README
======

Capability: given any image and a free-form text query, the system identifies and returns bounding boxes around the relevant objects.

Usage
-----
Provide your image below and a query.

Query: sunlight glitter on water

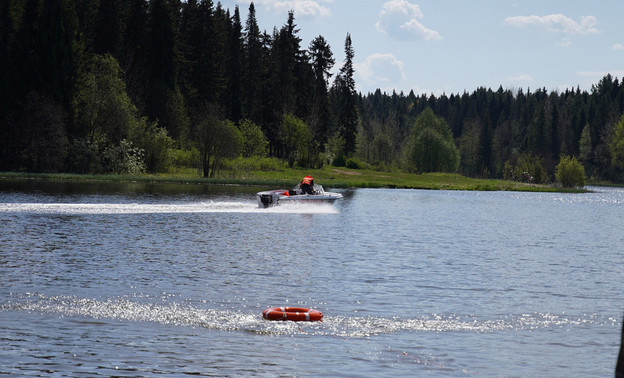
[0,201,339,214]
[2,294,614,339]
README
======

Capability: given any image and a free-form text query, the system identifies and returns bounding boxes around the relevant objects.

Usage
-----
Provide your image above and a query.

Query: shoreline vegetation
[0,169,589,193]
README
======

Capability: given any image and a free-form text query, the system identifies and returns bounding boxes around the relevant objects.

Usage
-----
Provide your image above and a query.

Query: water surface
[1,180,622,376]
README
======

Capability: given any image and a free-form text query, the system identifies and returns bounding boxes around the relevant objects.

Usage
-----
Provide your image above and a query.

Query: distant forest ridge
[1,0,624,182]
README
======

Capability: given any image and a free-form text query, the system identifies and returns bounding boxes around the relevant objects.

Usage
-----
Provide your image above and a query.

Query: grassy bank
[0,167,587,193]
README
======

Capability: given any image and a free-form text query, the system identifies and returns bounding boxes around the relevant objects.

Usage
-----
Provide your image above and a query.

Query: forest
[2,0,624,184]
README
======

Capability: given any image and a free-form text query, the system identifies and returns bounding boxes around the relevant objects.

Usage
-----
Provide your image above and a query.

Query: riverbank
[0,168,587,193]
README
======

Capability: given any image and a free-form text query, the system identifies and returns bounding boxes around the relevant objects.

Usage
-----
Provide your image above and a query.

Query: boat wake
[0,201,339,215]
[1,294,615,338]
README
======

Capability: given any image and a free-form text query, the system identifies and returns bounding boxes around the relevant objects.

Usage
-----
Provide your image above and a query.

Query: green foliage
[502,160,514,181]
[404,108,459,173]
[332,154,346,167]
[579,123,592,164]
[130,119,174,173]
[371,161,397,173]
[345,157,364,169]
[20,0,80,109]
[71,54,164,174]
[503,152,547,184]
[333,33,358,156]
[169,148,200,169]
[280,114,312,168]
[66,135,145,175]
[458,120,482,177]
[162,87,191,142]
[325,133,345,166]
[609,114,624,169]
[1,0,624,186]
[223,156,287,172]
[9,91,68,173]
[66,136,104,174]
[308,35,335,146]
[371,133,393,165]
[100,139,146,175]
[238,119,268,157]
[556,155,586,188]
[72,54,138,143]
[195,104,243,178]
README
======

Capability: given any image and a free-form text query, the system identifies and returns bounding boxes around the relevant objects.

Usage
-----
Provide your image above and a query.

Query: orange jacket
[301,176,313,185]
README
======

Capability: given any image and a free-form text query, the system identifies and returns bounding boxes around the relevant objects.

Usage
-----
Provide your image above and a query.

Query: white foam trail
[1,295,615,338]
[0,201,339,215]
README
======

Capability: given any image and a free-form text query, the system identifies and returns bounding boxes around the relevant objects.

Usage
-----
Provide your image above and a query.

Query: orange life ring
[262,307,323,322]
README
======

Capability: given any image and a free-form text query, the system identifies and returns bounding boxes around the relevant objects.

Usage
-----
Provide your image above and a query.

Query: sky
[219,0,624,96]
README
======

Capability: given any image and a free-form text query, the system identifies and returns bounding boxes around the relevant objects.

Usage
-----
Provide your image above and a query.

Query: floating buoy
[262,307,323,322]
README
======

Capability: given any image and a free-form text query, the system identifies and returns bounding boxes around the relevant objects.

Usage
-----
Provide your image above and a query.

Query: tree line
[1,0,623,184]
[359,76,624,183]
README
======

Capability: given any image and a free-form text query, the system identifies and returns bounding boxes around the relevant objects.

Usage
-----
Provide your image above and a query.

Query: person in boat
[300,175,316,195]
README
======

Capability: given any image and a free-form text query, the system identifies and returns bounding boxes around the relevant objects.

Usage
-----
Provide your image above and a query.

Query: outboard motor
[259,194,273,208]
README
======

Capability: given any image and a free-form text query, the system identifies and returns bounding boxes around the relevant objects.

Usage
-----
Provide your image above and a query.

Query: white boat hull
[256,185,342,208]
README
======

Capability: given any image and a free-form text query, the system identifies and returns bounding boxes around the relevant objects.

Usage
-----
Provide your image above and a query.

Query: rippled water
[1,180,622,376]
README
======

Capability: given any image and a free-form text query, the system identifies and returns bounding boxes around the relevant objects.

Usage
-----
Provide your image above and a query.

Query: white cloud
[504,14,599,35]
[355,53,407,92]
[375,0,442,41]
[508,74,534,83]
[612,43,624,51]
[251,0,332,18]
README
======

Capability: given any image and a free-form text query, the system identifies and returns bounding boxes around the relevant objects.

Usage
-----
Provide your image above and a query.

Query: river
[0,180,622,377]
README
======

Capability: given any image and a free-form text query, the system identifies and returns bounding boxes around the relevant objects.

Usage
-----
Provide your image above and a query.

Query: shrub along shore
[0,167,587,193]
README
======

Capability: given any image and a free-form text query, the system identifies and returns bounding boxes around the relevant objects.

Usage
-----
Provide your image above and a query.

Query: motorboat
[256,184,343,208]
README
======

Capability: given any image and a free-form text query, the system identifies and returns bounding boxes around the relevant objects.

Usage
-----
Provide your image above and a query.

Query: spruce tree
[227,6,243,122]
[145,0,185,139]
[271,11,301,115]
[243,2,262,122]
[308,35,334,147]
[119,0,149,110]
[178,0,202,106]
[93,0,122,56]
[212,3,230,105]
[334,33,358,156]
[0,0,13,169]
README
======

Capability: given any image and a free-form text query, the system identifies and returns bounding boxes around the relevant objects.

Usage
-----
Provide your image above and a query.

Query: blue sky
[220,0,624,96]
